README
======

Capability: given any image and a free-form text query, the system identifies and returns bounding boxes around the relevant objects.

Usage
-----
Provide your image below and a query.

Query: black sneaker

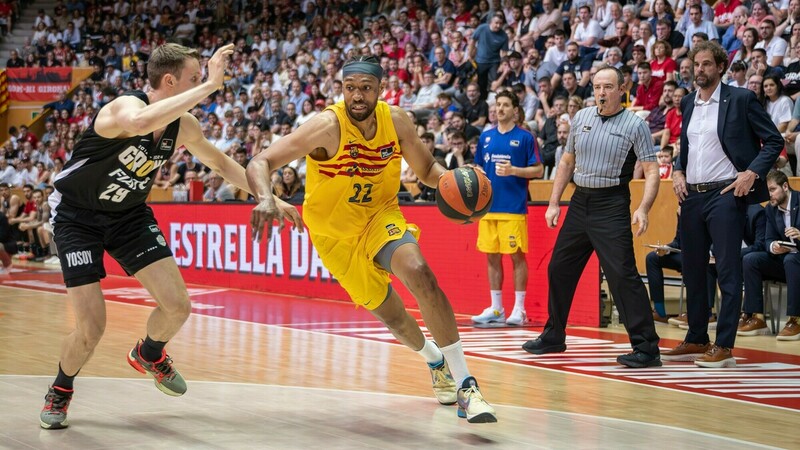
[617,350,662,368]
[522,337,567,355]
[40,385,73,429]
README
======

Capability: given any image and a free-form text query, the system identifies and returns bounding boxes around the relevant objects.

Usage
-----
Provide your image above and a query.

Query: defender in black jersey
[40,43,302,430]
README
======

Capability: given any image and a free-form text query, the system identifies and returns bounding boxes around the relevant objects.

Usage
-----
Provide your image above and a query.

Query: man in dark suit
[740,170,800,340]
[666,41,783,367]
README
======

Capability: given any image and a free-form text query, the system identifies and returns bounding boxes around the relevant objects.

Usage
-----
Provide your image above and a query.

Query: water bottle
[611,305,620,327]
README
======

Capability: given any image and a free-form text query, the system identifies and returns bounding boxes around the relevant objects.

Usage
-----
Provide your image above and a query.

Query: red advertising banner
[105,204,601,326]
[6,67,72,101]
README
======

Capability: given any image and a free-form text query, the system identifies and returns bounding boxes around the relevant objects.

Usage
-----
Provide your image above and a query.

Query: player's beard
[347,100,377,122]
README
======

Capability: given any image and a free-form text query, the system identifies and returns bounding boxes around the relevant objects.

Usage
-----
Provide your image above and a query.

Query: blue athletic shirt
[475,125,540,214]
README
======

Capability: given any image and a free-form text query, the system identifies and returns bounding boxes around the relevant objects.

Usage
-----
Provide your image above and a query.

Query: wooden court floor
[1,265,799,449]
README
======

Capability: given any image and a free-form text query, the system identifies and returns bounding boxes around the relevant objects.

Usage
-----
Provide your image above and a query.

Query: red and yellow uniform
[304,101,418,309]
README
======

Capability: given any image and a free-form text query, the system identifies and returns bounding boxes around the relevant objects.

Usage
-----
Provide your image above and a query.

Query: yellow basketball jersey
[303,100,402,238]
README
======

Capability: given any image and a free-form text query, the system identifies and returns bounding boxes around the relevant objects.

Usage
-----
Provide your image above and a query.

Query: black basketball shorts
[52,203,174,287]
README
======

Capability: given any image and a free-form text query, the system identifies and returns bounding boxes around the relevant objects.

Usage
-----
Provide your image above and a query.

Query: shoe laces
[708,345,731,355]
[431,365,453,388]
[152,355,176,381]
[45,389,71,411]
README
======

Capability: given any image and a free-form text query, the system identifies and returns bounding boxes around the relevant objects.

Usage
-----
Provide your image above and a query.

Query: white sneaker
[43,256,61,266]
[505,308,527,326]
[457,377,497,423]
[428,358,457,405]
[471,307,505,324]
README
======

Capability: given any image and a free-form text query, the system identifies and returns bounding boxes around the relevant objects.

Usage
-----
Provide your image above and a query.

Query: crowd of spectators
[3,0,800,207]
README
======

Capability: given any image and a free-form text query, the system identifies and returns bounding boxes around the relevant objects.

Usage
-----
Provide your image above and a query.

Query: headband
[342,62,384,80]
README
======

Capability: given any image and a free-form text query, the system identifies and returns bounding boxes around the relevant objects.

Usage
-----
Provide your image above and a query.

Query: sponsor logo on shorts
[385,223,401,236]
[149,225,160,233]
[65,250,93,268]
[156,235,167,246]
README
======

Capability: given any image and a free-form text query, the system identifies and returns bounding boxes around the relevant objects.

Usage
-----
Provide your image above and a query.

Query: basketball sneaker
[127,340,187,396]
[506,308,527,326]
[457,377,497,423]
[472,307,505,324]
[428,359,457,405]
[40,385,73,429]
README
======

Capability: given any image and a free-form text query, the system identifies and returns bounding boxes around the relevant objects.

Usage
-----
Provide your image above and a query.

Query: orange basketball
[436,167,493,224]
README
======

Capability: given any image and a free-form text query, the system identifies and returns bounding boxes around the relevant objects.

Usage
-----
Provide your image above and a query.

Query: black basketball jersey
[52,91,181,212]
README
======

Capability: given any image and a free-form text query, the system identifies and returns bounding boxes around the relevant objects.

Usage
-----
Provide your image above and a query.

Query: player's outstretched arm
[178,113,302,230]
[391,106,445,188]
[247,111,338,243]
[178,113,250,192]
[94,44,235,139]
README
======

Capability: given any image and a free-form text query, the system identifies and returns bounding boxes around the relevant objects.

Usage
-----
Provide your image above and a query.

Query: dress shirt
[685,82,739,184]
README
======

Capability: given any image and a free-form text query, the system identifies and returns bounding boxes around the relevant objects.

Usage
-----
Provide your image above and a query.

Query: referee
[522,66,662,368]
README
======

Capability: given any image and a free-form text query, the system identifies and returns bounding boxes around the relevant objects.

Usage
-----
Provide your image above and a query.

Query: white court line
[3,282,800,415]
[0,374,778,450]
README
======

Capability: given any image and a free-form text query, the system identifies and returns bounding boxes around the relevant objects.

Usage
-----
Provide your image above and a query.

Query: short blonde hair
[147,43,200,89]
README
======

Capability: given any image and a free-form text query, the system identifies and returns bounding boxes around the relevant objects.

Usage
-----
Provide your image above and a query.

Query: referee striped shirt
[566,106,656,188]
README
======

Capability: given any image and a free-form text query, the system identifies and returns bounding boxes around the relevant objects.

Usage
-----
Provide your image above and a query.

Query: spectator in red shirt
[0,0,13,35]
[384,37,405,61]
[631,62,664,112]
[17,126,39,149]
[661,86,687,151]
[650,40,677,82]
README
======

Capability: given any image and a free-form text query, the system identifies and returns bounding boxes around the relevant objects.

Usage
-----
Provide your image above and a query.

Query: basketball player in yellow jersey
[247,56,497,423]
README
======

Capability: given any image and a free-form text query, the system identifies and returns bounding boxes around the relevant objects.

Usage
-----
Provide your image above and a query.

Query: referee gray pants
[540,185,661,356]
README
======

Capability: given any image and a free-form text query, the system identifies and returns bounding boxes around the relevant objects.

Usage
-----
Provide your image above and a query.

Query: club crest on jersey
[582,126,592,132]
[160,139,173,151]
[484,154,490,163]
[349,145,359,158]
[510,140,520,147]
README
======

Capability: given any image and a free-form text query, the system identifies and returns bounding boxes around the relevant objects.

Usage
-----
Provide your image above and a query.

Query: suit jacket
[765,189,800,253]
[676,83,783,204]
[743,203,766,256]
[667,213,681,249]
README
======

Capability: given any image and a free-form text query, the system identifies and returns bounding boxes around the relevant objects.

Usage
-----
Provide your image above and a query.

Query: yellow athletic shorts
[476,213,528,254]
[310,209,420,310]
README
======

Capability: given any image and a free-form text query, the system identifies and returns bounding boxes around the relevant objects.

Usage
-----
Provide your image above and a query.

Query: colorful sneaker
[457,377,497,423]
[472,307,505,324]
[505,308,528,326]
[40,385,73,429]
[127,340,187,396]
[428,358,457,405]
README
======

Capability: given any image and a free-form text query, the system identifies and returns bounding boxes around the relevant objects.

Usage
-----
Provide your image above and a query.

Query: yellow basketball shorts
[476,213,528,254]
[310,209,420,310]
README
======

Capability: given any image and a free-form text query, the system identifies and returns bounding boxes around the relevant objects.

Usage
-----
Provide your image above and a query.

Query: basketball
[436,167,493,224]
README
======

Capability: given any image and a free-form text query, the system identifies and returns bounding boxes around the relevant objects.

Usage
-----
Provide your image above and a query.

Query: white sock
[490,290,503,311]
[416,339,444,365]
[439,340,470,387]
[514,291,526,311]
